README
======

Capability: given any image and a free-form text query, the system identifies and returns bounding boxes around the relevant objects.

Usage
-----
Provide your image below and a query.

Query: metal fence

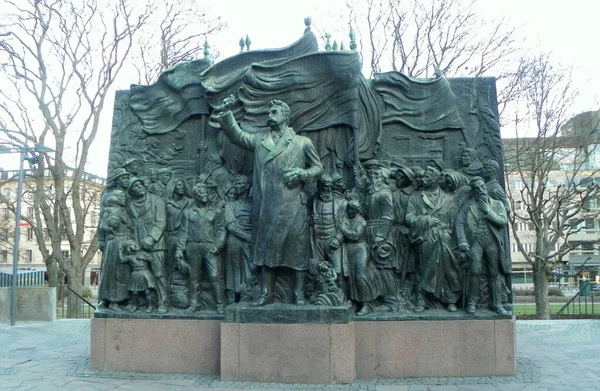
[0,270,45,287]
[56,285,96,319]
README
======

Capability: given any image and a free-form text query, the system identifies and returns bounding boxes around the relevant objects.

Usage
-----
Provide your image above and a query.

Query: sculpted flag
[201,30,319,124]
[128,31,319,136]
[235,50,381,160]
[128,59,212,135]
[238,51,361,132]
[373,72,465,131]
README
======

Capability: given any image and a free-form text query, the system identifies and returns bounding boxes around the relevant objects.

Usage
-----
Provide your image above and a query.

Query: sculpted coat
[406,188,462,305]
[218,111,323,271]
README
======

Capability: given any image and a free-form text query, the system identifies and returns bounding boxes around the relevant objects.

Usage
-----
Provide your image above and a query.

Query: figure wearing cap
[176,182,226,313]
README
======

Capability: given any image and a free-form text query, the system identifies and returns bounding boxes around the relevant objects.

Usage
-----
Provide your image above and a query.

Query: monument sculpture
[96,21,511,319]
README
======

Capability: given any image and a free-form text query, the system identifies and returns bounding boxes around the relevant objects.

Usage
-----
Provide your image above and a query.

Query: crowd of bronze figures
[98,103,510,317]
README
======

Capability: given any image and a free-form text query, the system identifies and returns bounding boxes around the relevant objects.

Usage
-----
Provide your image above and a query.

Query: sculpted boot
[213,282,224,314]
[294,271,306,305]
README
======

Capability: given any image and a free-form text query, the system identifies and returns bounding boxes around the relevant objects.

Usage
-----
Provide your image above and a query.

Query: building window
[27,207,34,218]
[0,250,7,263]
[0,228,8,242]
[522,243,536,253]
[516,222,533,232]
[62,250,70,259]
[513,201,523,210]
[3,189,11,200]
[2,208,9,221]
[24,250,32,263]
[27,228,33,241]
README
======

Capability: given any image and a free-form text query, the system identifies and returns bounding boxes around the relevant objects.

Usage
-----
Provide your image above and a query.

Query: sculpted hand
[430,217,440,227]
[283,169,301,189]
[296,169,308,182]
[222,94,235,110]
[458,242,470,252]
[330,238,341,250]
[141,236,154,251]
[375,235,385,246]
[210,246,221,254]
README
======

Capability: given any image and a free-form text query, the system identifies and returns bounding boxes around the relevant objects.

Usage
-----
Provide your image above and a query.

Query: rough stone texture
[90,318,220,374]
[224,302,352,324]
[494,318,517,375]
[355,317,516,378]
[221,322,355,384]
[0,287,56,322]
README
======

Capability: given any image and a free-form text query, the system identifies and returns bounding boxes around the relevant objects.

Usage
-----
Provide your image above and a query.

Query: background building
[0,167,103,287]
[504,127,600,289]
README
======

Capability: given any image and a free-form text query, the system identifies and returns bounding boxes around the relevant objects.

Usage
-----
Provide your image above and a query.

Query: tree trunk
[65,269,84,319]
[533,262,550,319]
[45,258,59,287]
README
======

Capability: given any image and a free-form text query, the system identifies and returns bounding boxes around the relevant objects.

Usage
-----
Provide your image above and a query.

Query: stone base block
[224,302,352,324]
[91,318,220,374]
[221,322,355,384]
[355,317,516,378]
[0,287,56,323]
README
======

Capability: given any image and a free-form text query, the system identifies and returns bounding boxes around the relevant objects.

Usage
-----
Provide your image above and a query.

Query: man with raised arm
[216,96,323,306]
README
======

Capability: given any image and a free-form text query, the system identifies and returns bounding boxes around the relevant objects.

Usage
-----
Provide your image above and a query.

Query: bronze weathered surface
[98,26,510,319]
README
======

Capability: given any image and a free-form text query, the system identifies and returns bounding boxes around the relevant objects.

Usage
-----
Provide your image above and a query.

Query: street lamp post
[0,131,54,326]
[10,151,25,326]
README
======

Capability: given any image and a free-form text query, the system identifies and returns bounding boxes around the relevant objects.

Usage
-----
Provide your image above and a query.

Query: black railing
[56,285,96,319]
[556,290,596,316]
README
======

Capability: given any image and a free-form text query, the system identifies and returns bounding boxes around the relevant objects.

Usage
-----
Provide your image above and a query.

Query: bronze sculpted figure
[456,177,509,315]
[126,177,168,314]
[100,28,511,319]
[310,174,347,296]
[406,166,462,312]
[217,96,323,306]
[362,160,397,311]
[97,189,130,311]
[340,198,383,315]
[223,175,253,304]
[176,182,226,313]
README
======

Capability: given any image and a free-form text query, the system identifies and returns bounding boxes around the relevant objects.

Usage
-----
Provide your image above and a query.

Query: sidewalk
[0,319,599,390]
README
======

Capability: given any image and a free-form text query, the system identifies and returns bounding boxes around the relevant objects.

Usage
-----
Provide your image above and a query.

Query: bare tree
[504,53,600,319]
[133,0,225,84]
[346,0,523,119]
[0,0,151,316]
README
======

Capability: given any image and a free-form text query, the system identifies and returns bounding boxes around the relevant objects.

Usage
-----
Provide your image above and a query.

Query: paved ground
[0,319,599,390]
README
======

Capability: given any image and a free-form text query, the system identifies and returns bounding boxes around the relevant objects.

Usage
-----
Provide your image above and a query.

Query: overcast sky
[12,0,598,177]
[90,0,600,176]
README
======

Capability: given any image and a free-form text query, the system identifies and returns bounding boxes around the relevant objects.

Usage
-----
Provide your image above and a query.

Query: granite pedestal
[221,303,355,384]
[91,314,221,375]
[90,307,516,382]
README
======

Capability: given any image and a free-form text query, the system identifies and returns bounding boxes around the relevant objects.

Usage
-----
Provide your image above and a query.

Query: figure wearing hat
[363,159,397,310]
[390,161,418,294]
[126,177,168,314]
[152,168,173,198]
